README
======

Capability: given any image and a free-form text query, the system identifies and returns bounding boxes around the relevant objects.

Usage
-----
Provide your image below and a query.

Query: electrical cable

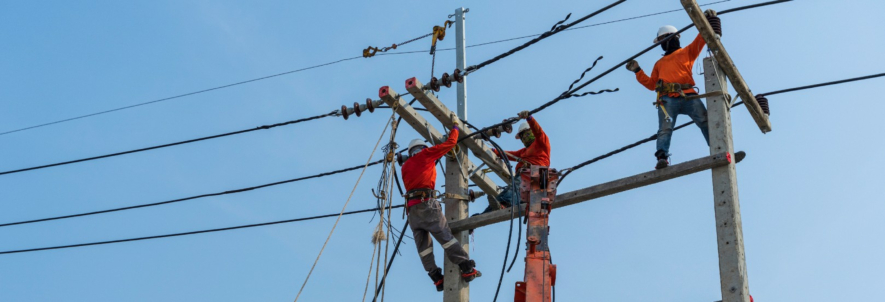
[0,159,385,228]
[460,0,793,143]
[0,203,404,255]
[1,1,732,137]
[463,0,626,76]
[0,111,338,176]
[293,113,394,302]
[0,58,362,137]
[378,0,732,56]
[371,218,409,302]
[557,71,885,184]
[484,137,520,302]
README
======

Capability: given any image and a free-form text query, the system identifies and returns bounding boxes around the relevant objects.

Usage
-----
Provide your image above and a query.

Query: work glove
[755,94,770,115]
[450,112,461,130]
[517,110,531,120]
[704,9,722,37]
[626,60,641,73]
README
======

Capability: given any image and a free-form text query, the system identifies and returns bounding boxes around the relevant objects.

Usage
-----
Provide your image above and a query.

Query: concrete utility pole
[704,57,751,302]
[445,7,470,302]
[454,7,468,121]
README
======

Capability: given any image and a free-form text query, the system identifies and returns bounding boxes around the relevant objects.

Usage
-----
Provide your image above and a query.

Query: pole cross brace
[681,0,772,133]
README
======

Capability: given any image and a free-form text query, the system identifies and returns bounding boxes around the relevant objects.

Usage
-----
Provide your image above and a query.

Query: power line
[460,0,792,143]
[0,111,337,176]
[1,1,734,137]
[0,57,362,137]
[0,159,385,228]
[557,72,885,184]
[462,0,627,75]
[0,204,405,255]
[378,0,733,56]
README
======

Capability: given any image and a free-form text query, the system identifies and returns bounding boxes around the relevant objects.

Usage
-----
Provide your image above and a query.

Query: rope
[558,71,885,184]
[293,113,394,302]
[0,111,337,176]
[463,0,626,76]
[0,204,404,255]
[0,159,385,228]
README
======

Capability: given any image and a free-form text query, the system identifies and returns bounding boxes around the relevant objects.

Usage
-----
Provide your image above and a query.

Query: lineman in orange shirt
[400,116,480,291]
[626,9,722,169]
[480,110,551,214]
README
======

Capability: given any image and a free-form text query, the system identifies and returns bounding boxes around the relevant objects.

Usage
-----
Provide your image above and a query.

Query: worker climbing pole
[514,166,559,302]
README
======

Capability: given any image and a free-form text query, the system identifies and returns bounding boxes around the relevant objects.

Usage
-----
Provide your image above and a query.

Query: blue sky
[1,0,884,301]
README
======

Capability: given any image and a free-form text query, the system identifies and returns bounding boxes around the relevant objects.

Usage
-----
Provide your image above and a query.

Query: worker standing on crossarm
[625,9,722,169]
[481,110,551,214]
[400,115,481,292]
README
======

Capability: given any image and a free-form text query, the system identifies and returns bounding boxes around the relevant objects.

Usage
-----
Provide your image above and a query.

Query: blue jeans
[495,173,522,207]
[656,95,710,157]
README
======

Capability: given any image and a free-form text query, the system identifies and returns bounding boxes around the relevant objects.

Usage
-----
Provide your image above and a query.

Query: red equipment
[514,165,559,302]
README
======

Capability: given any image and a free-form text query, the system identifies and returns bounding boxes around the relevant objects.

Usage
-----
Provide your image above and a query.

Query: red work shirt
[401,129,459,207]
[634,34,706,97]
[495,116,550,171]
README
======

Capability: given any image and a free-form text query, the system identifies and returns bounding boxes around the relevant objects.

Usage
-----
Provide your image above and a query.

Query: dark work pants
[408,199,470,272]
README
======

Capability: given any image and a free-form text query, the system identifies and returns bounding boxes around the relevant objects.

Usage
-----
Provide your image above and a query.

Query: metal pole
[704,57,751,302]
[455,7,468,121]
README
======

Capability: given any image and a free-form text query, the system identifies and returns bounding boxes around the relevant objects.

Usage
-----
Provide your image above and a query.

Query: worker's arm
[526,116,546,143]
[493,148,526,162]
[635,65,658,91]
[685,33,707,61]
[422,128,459,161]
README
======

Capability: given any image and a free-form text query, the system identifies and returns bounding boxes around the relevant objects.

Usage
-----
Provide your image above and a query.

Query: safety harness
[654,80,695,122]
[404,188,440,212]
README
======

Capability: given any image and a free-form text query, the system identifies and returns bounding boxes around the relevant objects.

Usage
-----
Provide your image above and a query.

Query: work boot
[654,150,670,170]
[428,268,444,292]
[458,260,482,282]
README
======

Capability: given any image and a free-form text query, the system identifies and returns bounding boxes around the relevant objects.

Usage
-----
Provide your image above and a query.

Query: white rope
[293,113,395,302]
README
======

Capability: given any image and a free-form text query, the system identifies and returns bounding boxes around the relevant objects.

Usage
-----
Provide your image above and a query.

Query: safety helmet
[515,122,530,139]
[408,139,427,154]
[655,25,679,43]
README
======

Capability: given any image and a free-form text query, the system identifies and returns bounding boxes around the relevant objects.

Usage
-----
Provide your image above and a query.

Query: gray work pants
[408,199,470,272]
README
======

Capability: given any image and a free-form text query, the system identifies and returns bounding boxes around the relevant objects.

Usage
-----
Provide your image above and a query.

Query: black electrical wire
[0,159,385,228]
[379,0,732,57]
[482,136,520,302]
[0,111,338,176]
[371,218,409,302]
[0,58,363,137]
[558,71,885,184]
[460,0,793,143]
[463,0,626,76]
[0,203,405,255]
[2,1,732,137]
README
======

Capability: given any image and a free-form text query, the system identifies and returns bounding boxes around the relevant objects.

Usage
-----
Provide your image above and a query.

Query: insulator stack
[755,94,770,115]
[428,77,441,92]
[440,72,453,88]
[339,99,386,120]
[466,189,485,203]
[396,152,409,166]
[482,124,514,141]
[707,15,722,36]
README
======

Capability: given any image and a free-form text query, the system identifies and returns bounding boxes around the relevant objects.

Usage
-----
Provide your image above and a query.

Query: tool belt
[404,188,438,201]
[655,81,695,99]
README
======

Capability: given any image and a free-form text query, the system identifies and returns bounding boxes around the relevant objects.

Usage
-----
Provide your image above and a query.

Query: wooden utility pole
[704,57,751,302]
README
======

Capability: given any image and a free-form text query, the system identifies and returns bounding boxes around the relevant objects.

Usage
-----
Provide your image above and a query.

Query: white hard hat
[655,25,679,43]
[408,139,427,151]
[515,122,530,139]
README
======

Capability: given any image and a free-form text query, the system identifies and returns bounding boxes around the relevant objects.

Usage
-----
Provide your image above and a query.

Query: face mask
[659,34,681,54]
[520,131,535,147]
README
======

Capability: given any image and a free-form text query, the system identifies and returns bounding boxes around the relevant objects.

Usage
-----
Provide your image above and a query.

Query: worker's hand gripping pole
[515,165,559,302]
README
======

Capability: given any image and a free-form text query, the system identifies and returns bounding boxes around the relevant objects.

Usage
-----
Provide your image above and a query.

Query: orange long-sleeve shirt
[495,117,550,171]
[635,34,706,97]
[401,129,459,207]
